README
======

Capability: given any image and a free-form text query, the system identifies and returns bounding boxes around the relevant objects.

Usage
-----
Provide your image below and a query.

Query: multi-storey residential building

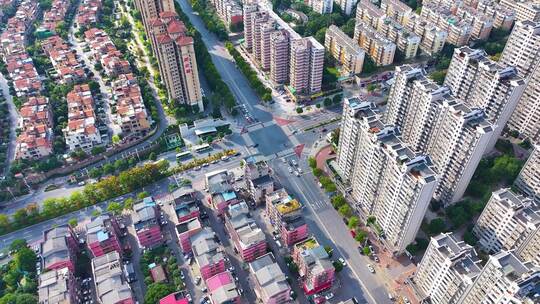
[191,228,226,281]
[249,253,292,304]
[38,267,80,304]
[444,47,526,150]
[208,0,242,26]
[385,66,495,205]
[86,214,123,258]
[334,0,358,15]
[356,0,385,28]
[111,73,151,141]
[458,251,540,304]
[243,4,324,96]
[148,12,203,110]
[477,0,515,30]
[336,96,378,181]
[376,17,420,59]
[420,3,474,46]
[15,96,54,160]
[293,237,335,295]
[133,0,174,34]
[380,0,413,26]
[500,0,540,23]
[159,291,192,304]
[413,233,482,304]
[132,199,163,249]
[406,16,448,55]
[176,217,202,252]
[225,201,267,262]
[244,156,274,204]
[63,84,103,152]
[515,146,540,204]
[502,21,540,142]
[92,251,135,304]
[354,20,396,66]
[40,0,70,33]
[307,0,332,14]
[207,271,241,304]
[266,188,309,246]
[41,36,86,84]
[324,25,365,75]
[206,170,239,215]
[473,189,540,266]
[41,226,79,272]
[289,37,325,95]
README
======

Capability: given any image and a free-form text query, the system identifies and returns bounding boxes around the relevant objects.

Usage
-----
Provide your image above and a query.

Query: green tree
[15,247,37,273]
[348,216,359,229]
[332,94,342,104]
[138,191,150,199]
[124,198,135,210]
[312,168,323,177]
[89,168,102,179]
[68,218,78,228]
[430,71,447,85]
[144,283,175,304]
[338,204,352,218]
[91,210,101,217]
[107,202,123,215]
[9,239,28,253]
[362,246,370,255]
[308,157,317,169]
[149,152,157,161]
[112,134,121,144]
[332,261,344,272]
[331,195,346,209]
[323,98,332,107]
[427,218,446,235]
[296,107,303,114]
[367,83,377,93]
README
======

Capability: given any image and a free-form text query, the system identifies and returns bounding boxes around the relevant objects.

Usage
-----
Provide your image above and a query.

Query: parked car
[367,264,375,273]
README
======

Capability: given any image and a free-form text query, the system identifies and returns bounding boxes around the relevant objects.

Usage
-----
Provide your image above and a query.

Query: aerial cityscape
[0,0,538,302]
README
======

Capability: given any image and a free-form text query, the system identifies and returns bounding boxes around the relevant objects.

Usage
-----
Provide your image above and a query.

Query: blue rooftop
[143,196,155,206]
[148,263,156,269]
[222,191,237,201]
[97,230,109,242]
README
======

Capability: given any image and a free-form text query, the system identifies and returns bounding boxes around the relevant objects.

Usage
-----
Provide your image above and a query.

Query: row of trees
[0,161,170,235]
[189,0,228,41]
[224,42,273,102]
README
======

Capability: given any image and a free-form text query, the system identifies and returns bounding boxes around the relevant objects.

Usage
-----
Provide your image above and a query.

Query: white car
[403,297,411,304]
[325,293,334,300]
[288,167,293,173]
[367,264,375,273]
[294,171,300,177]
[338,258,347,267]
[195,276,201,285]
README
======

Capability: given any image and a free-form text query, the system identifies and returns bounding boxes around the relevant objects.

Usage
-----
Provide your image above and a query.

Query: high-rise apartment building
[458,251,539,304]
[515,145,540,204]
[444,47,525,151]
[148,12,203,111]
[354,20,396,66]
[356,0,385,28]
[324,25,365,75]
[413,233,482,304]
[307,0,333,14]
[338,101,438,253]
[502,21,540,142]
[499,0,540,23]
[473,188,540,266]
[336,97,377,181]
[134,0,174,34]
[334,0,358,15]
[405,15,448,55]
[243,4,324,96]
[289,37,324,95]
[377,17,420,59]
[386,65,495,205]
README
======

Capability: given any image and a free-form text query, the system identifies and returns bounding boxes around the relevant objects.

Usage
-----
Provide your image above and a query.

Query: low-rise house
[92,251,135,304]
[249,253,292,304]
[41,36,86,84]
[206,169,239,215]
[84,28,131,77]
[150,264,168,283]
[225,201,267,262]
[207,271,241,304]
[38,267,79,304]
[191,228,226,281]
[170,186,200,224]
[159,291,191,304]
[41,225,79,272]
[132,198,163,249]
[266,189,308,246]
[86,213,123,258]
[63,84,102,152]
[15,96,54,160]
[75,0,101,28]
[176,217,203,252]
[293,237,335,295]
